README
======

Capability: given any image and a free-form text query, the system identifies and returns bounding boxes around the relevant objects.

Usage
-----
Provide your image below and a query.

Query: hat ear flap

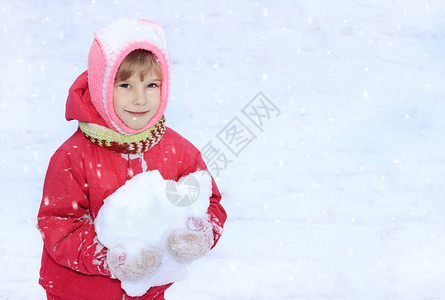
[88,39,108,123]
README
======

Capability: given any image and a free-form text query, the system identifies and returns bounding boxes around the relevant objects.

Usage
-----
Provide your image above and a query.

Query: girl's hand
[167,216,214,261]
[107,246,162,280]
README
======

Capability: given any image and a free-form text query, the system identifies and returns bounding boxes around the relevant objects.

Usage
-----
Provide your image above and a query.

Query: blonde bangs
[116,50,162,82]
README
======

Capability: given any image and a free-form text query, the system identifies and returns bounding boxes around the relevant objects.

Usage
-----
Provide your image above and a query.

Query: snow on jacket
[37,19,226,300]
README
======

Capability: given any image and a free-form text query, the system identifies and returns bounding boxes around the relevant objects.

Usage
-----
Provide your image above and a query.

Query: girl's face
[113,72,161,130]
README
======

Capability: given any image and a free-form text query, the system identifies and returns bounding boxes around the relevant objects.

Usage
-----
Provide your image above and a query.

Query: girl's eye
[147,83,159,88]
[120,83,130,88]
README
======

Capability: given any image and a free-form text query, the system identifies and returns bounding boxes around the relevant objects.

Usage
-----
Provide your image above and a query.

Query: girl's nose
[133,88,146,106]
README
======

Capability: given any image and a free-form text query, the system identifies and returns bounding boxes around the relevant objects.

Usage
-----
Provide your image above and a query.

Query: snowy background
[1,0,445,299]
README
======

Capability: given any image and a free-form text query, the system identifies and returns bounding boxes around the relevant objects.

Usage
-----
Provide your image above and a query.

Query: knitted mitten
[107,246,162,280]
[167,216,214,261]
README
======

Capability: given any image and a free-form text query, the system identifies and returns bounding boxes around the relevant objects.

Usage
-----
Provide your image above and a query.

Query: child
[37,19,226,300]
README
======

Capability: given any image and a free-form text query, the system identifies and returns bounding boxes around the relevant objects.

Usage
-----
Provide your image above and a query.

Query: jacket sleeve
[181,143,227,248]
[37,149,111,276]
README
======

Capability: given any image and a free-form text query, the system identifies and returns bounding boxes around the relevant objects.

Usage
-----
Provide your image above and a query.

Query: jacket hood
[66,70,108,127]
[68,19,170,135]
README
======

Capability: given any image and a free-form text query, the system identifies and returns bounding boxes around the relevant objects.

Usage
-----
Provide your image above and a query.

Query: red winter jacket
[37,71,226,299]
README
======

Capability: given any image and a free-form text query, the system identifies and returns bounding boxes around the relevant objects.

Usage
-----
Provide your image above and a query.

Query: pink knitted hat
[88,19,170,135]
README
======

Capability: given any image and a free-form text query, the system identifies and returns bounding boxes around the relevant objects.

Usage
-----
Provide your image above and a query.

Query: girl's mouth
[127,111,149,116]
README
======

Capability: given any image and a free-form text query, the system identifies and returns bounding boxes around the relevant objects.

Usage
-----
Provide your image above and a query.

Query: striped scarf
[79,116,166,154]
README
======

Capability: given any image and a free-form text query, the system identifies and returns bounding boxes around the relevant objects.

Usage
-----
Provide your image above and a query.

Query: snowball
[94,169,212,296]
